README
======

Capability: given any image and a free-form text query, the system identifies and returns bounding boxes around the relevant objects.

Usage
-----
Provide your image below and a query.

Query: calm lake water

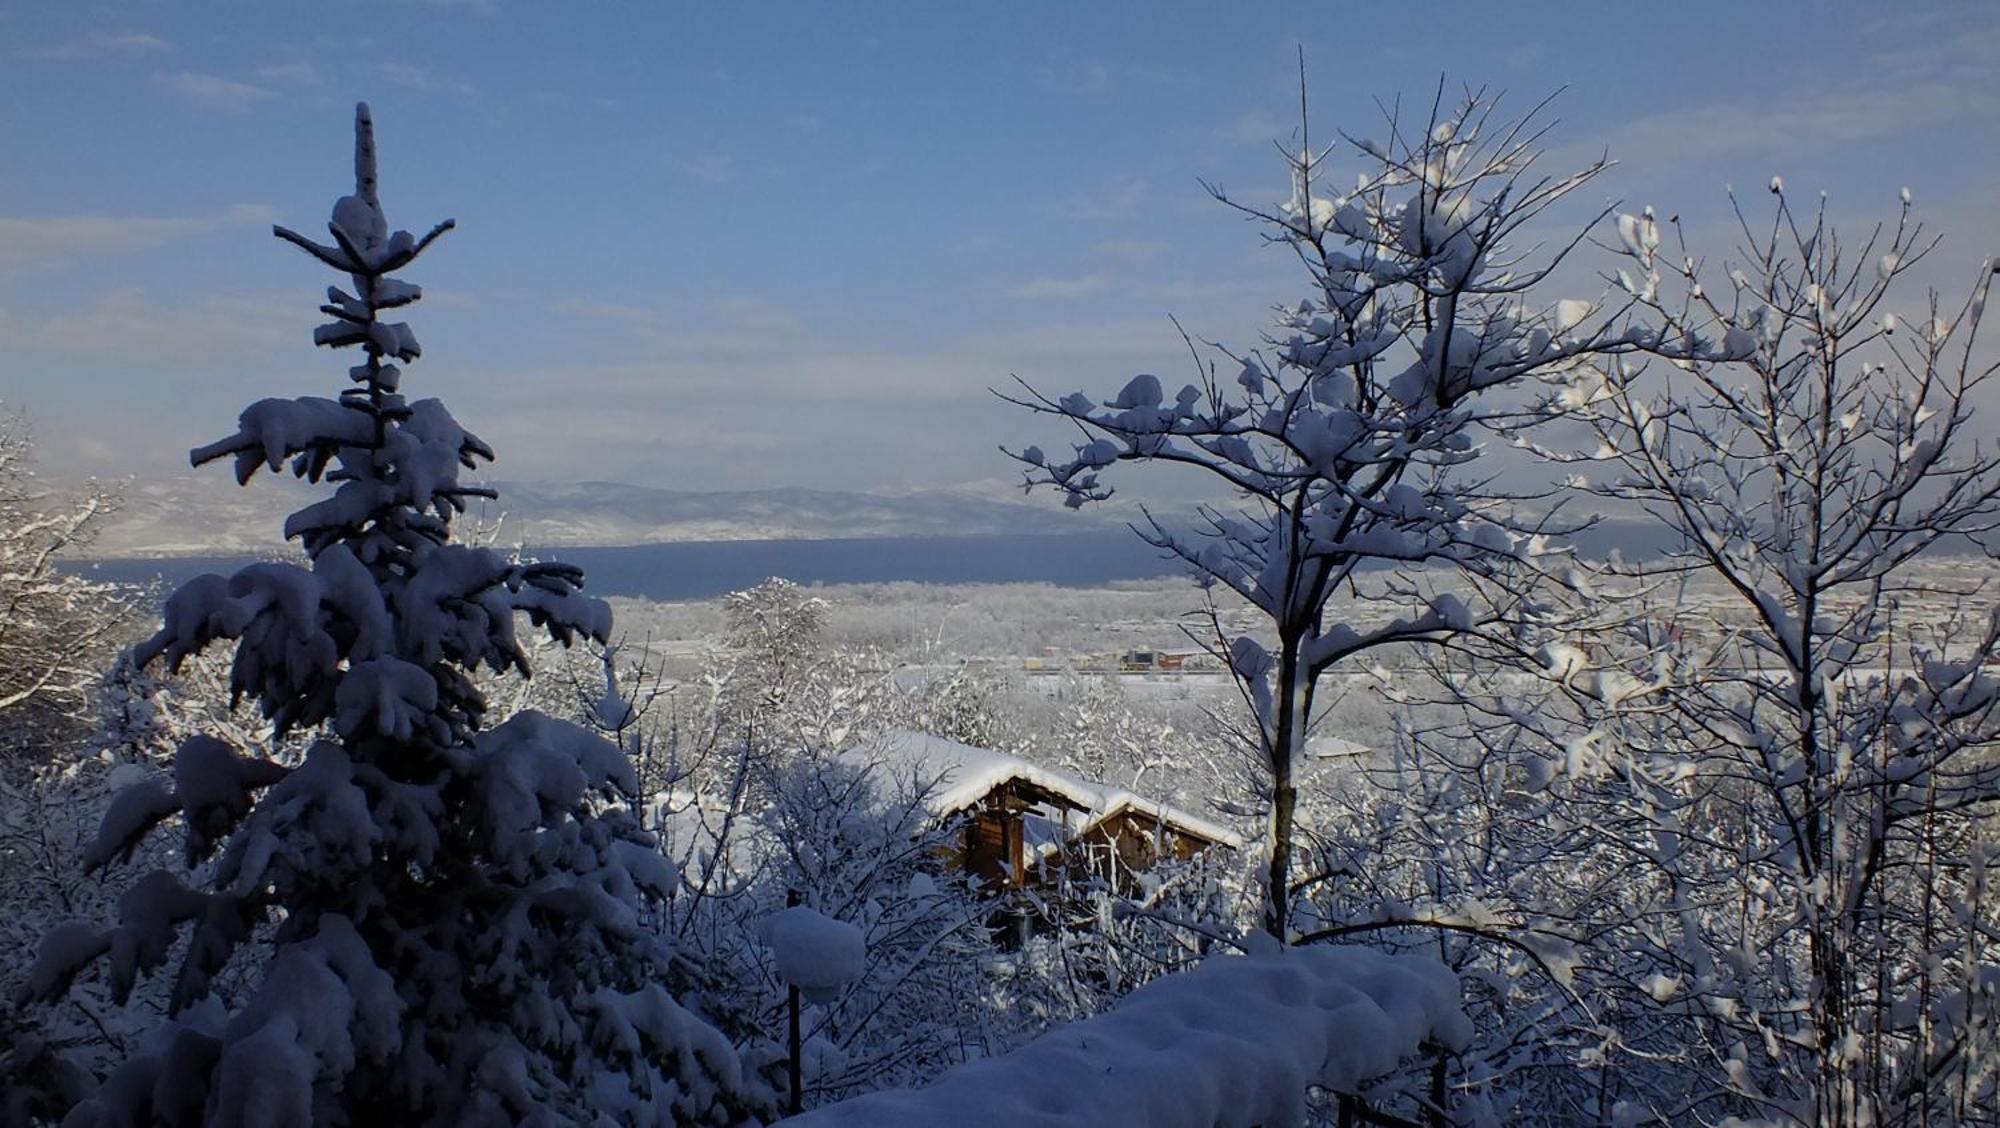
[68,531,1192,602]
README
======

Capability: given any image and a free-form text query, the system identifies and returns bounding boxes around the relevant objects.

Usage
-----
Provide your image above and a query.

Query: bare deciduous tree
[1476,187,2000,1123]
[1006,85,1632,938]
[0,412,129,762]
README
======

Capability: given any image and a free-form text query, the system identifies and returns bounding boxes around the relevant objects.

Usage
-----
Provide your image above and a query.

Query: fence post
[787,887,803,1116]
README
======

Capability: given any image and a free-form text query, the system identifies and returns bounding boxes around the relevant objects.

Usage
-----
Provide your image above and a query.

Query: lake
[67,530,1195,603]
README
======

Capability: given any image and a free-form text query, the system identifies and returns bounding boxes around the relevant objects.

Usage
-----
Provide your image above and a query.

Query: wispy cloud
[256,62,323,87]
[422,290,483,312]
[1092,239,1166,265]
[446,317,1205,487]
[946,234,1009,256]
[19,30,172,61]
[1053,177,1149,221]
[1032,60,1175,97]
[1587,83,1987,170]
[393,0,503,12]
[155,71,274,112]
[551,297,662,329]
[1853,8,2000,83]
[1128,276,1272,305]
[551,293,806,351]
[2,289,295,363]
[1220,108,1287,147]
[1563,14,1999,178]
[376,61,476,95]
[1004,275,1108,300]
[673,153,736,184]
[1004,267,1267,306]
[1036,61,1117,96]
[0,204,277,270]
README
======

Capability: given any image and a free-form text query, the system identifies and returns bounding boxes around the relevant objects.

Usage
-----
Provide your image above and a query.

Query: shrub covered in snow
[657,736,1012,1110]
[778,940,1471,1128]
[12,105,766,1125]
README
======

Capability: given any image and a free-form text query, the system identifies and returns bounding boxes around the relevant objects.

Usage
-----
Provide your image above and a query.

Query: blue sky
[2,1,1996,494]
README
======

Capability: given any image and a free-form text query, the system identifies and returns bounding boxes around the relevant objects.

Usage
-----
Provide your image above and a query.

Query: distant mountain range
[75,475,1126,558]
[70,473,1731,565]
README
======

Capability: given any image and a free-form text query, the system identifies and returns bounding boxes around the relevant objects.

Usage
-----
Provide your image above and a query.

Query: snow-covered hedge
[778,941,1469,1128]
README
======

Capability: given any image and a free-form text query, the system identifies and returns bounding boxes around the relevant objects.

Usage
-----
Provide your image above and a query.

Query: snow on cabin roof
[848,731,1244,851]
[1087,790,1244,851]
[851,732,1102,816]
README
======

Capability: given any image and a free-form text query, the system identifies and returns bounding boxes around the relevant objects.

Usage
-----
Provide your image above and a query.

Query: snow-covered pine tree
[15,104,764,1126]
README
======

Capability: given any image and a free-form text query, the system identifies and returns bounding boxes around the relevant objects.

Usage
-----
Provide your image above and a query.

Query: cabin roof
[849,731,1244,851]
[1083,792,1243,850]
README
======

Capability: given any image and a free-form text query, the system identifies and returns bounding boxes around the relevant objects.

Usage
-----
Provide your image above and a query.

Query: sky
[2,1,1997,497]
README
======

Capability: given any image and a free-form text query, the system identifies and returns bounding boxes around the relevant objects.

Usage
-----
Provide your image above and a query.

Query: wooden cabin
[947,777,1094,892]
[849,732,1243,947]
[851,732,1242,893]
[1067,796,1239,895]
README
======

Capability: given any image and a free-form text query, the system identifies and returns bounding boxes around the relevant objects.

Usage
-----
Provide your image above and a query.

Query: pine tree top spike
[354,102,378,207]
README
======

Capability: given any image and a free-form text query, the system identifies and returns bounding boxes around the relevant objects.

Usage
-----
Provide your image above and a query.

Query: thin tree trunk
[1265,642,1309,940]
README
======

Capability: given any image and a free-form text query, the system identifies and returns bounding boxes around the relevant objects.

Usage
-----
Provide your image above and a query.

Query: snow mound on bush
[762,906,865,1005]
[779,942,1469,1128]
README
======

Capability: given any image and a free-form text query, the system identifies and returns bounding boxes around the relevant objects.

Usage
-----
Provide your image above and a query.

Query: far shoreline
[62,529,1194,603]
